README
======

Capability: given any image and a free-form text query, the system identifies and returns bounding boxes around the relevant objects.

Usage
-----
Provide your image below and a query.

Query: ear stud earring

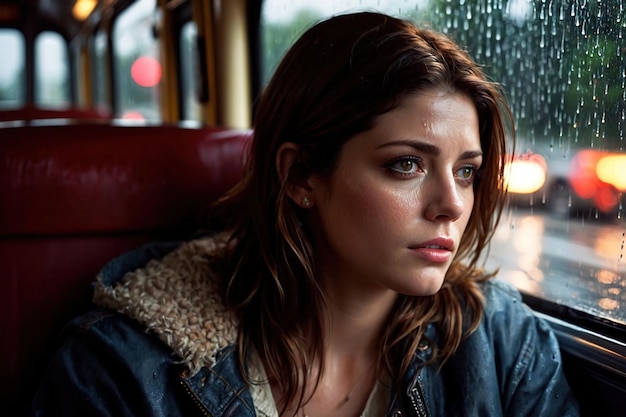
[301,196,311,207]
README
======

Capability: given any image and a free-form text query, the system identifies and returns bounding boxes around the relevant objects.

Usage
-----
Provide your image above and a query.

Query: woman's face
[308,89,482,298]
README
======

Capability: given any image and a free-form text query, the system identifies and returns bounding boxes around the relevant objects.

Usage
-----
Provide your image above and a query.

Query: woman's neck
[271,283,397,417]
[322,274,398,357]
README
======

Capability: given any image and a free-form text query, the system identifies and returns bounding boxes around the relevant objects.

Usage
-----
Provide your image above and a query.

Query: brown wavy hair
[212,11,513,410]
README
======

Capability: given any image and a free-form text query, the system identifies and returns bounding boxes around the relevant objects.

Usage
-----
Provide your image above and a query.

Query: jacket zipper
[181,379,214,417]
[409,381,429,417]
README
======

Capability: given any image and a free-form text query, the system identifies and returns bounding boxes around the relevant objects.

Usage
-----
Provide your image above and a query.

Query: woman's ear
[276,142,314,208]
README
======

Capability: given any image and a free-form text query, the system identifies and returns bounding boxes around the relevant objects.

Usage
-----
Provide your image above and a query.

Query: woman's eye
[386,156,422,175]
[456,166,477,182]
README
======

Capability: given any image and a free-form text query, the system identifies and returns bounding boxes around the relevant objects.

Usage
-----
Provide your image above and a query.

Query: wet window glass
[91,28,110,114]
[34,31,70,107]
[112,0,161,121]
[261,0,626,326]
[0,29,25,108]
[180,21,202,122]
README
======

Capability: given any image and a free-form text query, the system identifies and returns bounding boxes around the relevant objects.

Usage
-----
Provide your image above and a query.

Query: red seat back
[0,105,111,122]
[0,121,251,414]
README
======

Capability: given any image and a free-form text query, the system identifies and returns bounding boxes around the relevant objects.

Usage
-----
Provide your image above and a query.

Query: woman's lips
[411,246,453,263]
[409,237,454,263]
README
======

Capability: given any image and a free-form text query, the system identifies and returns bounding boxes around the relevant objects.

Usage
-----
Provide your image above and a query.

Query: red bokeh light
[131,56,162,87]
[121,111,145,121]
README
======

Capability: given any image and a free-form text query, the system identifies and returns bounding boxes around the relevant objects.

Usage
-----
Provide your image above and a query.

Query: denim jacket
[31,236,579,417]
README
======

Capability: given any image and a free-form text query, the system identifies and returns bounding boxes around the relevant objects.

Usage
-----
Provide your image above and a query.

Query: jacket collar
[93,234,238,375]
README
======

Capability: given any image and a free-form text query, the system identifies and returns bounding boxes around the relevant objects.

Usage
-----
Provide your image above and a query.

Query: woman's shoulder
[477,278,528,318]
[468,278,553,348]
[470,278,560,356]
[458,281,580,416]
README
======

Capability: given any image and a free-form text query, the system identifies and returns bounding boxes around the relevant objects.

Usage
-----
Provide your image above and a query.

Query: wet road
[483,209,626,324]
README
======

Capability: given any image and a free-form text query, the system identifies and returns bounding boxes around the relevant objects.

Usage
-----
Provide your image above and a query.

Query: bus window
[261,0,626,328]
[0,29,25,108]
[260,2,320,86]
[91,27,110,114]
[112,0,161,121]
[34,31,70,107]
[180,21,201,122]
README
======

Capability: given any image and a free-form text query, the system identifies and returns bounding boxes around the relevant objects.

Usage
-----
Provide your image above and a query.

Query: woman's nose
[423,175,465,222]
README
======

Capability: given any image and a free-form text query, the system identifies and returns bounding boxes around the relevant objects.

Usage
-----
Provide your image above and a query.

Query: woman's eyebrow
[459,150,483,160]
[376,140,483,159]
[376,140,441,156]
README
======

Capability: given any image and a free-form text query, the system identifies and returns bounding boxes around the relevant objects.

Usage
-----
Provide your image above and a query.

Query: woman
[32,12,578,417]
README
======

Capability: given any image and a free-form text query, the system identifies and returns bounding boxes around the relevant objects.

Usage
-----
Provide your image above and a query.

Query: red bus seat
[0,121,251,414]
[0,104,111,122]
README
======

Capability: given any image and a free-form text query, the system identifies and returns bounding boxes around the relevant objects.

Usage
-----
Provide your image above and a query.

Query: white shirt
[248,350,388,417]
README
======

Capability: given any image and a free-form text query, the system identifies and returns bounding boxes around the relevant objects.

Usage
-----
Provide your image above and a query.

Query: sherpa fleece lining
[93,235,238,374]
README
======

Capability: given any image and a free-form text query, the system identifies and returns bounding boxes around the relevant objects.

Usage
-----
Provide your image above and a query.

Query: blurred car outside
[506,141,625,219]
